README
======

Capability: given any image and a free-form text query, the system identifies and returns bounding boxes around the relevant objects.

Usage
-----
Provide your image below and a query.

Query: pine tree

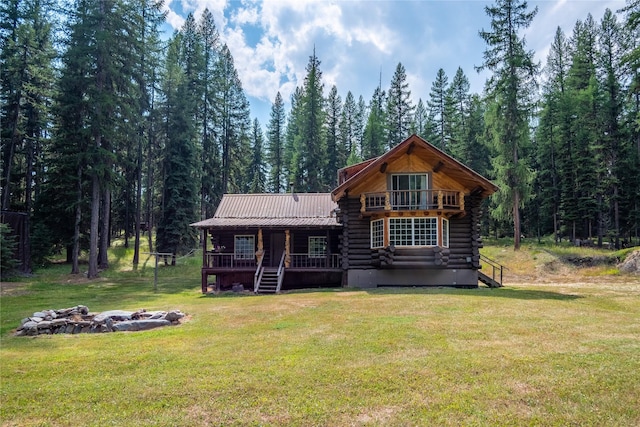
[295,50,326,192]
[363,84,386,159]
[411,99,428,139]
[534,26,571,241]
[198,8,221,219]
[447,67,471,158]
[325,85,344,186]
[341,91,358,162]
[597,9,625,247]
[156,33,199,259]
[386,62,414,148]
[215,44,251,194]
[0,0,56,272]
[266,92,286,192]
[478,0,539,250]
[428,68,449,151]
[563,16,599,241]
[248,118,266,193]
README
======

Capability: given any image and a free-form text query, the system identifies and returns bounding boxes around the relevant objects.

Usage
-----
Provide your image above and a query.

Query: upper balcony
[360,189,465,215]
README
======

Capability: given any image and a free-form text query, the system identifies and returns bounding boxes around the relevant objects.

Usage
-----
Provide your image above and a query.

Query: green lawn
[1,245,639,426]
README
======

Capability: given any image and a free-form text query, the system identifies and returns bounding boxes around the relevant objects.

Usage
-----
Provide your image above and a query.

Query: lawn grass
[1,244,640,426]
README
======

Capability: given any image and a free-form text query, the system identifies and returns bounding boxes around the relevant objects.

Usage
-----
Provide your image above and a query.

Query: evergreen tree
[386,62,414,148]
[215,44,251,194]
[562,16,599,241]
[411,98,429,139]
[325,85,344,186]
[294,50,326,191]
[266,92,286,192]
[155,33,199,259]
[597,9,625,247]
[340,91,361,166]
[428,68,450,151]
[363,84,386,159]
[248,118,266,193]
[198,8,221,219]
[534,27,571,241]
[478,0,539,250]
[447,67,471,158]
[284,87,303,189]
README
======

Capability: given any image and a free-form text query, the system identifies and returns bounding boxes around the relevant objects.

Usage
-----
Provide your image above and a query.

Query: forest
[1,0,639,277]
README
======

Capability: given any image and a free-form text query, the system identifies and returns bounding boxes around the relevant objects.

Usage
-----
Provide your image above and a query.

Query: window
[234,235,255,259]
[442,218,449,248]
[371,219,384,248]
[391,174,429,209]
[389,217,438,247]
[308,236,327,258]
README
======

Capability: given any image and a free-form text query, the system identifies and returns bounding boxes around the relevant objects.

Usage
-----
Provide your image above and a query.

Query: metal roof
[191,193,341,229]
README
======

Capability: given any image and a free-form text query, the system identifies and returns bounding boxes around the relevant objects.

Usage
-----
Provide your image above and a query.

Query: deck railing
[205,252,341,269]
[205,253,256,269]
[289,253,342,269]
[361,189,464,213]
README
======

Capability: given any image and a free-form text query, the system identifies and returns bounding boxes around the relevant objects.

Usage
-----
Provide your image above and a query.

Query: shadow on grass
[200,286,583,301]
[361,286,583,301]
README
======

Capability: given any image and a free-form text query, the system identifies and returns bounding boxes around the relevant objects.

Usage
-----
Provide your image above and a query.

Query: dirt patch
[560,255,616,267]
[0,281,31,296]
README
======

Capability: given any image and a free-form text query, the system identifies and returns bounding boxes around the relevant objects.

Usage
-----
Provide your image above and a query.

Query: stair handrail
[479,254,505,286]
[253,256,265,293]
[276,251,286,293]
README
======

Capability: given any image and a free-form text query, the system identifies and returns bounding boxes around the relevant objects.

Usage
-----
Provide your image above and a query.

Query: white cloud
[164,0,627,125]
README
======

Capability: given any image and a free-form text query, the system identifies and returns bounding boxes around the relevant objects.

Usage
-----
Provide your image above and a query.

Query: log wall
[339,193,485,287]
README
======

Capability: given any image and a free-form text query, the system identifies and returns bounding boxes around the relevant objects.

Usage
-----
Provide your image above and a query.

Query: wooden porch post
[256,228,264,263]
[285,229,291,267]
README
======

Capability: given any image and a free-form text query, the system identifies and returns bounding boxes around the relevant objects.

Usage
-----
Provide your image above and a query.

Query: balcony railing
[360,190,465,213]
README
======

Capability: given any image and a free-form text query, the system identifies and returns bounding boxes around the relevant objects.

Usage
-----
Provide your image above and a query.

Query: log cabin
[192,134,499,293]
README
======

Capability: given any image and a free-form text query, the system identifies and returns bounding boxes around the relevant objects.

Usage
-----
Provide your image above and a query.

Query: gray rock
[20,321,38,331]
[148,311,167,320]
[93,310,134,324]
[112,319,171,332]
[51,318,67,327]
[36,321,52,330]
[165,310,185,322]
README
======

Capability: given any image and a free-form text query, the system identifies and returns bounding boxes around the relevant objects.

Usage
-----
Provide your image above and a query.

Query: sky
[162,0,627,128]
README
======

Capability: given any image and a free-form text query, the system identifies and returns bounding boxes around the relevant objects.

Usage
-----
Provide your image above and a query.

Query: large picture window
[308,236,327,258]
[371,219,384,248]
[389,217,438,247]
[234,235,255,260]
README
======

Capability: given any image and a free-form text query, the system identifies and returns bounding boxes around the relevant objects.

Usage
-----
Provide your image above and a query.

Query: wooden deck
[200,253,343,293]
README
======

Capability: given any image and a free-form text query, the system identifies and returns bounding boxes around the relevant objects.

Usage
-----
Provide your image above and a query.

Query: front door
[270,233,286,267]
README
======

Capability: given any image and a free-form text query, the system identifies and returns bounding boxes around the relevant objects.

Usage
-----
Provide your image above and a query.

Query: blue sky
[163,0,626,128]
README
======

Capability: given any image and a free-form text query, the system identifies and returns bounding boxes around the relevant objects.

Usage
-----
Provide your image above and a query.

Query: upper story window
[234,235,255,260]
[391,174,429,210]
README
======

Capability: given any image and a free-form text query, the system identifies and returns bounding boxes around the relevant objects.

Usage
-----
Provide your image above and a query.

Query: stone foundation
[15,305,185,336]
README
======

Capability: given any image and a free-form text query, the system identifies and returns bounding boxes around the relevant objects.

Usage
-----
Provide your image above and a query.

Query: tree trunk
[513,189,521,250]
[99,187,110,269]
[71,165,82,275]
[88,175,100,278]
